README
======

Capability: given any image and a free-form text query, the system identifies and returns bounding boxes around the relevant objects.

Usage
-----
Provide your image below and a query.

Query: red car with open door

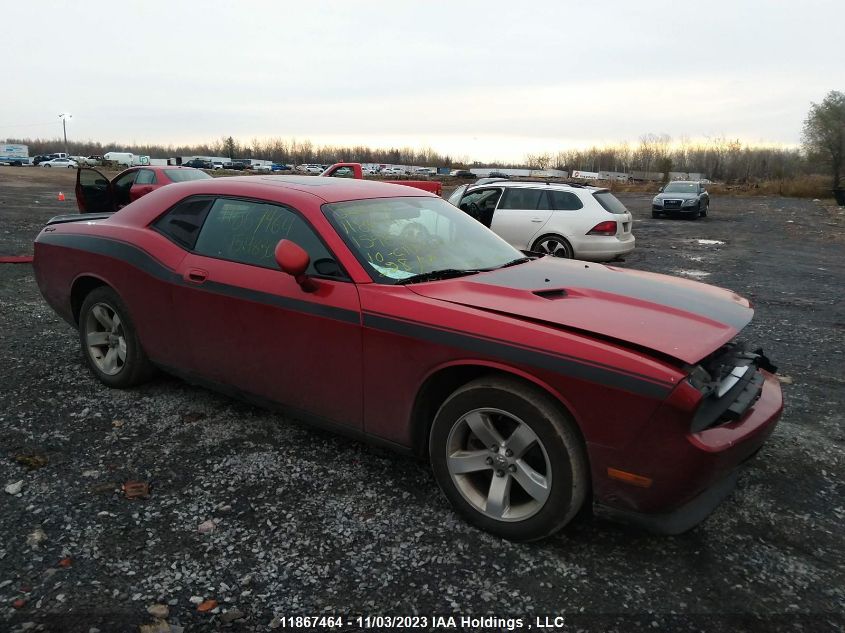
[75,165,212,213]
[34,175,783,540]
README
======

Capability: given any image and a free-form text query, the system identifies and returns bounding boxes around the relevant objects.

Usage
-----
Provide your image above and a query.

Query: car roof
[465,179,604,194]
[150,175,437,203]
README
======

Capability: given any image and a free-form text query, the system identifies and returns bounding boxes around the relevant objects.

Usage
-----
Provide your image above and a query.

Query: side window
[458,188,502,210]
[135,169,157,185]
[153,196,215,250]
[331,166,354,178]
[113,170,139,207]
[113,171,137,192]
[499,188,546,210]
[194,198,342,277]
[548,191,584,210]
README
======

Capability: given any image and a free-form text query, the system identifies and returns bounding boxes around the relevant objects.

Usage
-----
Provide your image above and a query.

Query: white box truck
[0,144,30,166]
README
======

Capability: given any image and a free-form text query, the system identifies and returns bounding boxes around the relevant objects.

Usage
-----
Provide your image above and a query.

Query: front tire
[78,286,154,388]
[532,234,573,259]
[700,200,708,217]
[429,377,588,541]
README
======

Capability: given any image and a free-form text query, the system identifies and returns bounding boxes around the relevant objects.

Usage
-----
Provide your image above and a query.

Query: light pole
[58,113,72,154]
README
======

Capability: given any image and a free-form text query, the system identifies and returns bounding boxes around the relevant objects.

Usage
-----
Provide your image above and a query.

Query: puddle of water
[696,239,724,246]
[674,269,711,279]
[684,255,705,262]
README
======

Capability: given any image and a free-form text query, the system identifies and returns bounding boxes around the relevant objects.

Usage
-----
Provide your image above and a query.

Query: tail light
[587,220,617,236]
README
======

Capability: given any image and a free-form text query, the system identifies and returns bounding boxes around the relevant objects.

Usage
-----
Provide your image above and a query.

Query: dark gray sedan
[652,181,710,219]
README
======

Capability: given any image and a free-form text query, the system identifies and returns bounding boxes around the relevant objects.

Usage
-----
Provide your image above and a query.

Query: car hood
[656,191,698,200]
[407,258,752,364]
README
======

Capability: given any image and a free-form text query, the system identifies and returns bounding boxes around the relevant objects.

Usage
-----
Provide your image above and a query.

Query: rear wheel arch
[532,233,574,258]
[71,275,110,324]
[410,363,587,459]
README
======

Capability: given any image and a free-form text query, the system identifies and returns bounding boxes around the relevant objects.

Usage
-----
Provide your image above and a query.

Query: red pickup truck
[321,163,442,196]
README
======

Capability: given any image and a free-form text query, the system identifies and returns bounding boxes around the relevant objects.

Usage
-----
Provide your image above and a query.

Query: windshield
[663,182,698,193]
[165,169,213,182]
[323,196,522,284]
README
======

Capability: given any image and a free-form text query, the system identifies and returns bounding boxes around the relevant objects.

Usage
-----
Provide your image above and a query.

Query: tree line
[5,133,810,182]
[5,89,842,186]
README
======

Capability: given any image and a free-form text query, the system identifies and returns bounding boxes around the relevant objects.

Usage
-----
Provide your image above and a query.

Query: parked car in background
[448,180,635,261]
[271,163,292,171]
[382,166,405,176]
[451,169,477,179]
[182,158,214,170]
[212,161,224,170]
[414,167,436,176]
[40,157,78,168]
[252,164,273,172]
[81,155,104,166]
[32,155,53,165]
[33,176,782,541]
[75,165,212,213]
[223,160,249,171]
[652,181,709,219]
[296,164,323,174]
[321,162,443,195]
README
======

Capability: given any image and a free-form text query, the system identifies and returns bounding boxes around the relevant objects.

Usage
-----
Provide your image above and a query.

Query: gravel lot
[1,167,844,632]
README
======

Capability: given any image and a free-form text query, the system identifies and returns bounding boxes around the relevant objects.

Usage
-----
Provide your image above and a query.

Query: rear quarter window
[593,191,629,214]
[152,196,215,250]
[549,191,583,210]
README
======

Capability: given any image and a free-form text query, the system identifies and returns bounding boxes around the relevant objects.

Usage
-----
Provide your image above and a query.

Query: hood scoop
[533,288,568,300]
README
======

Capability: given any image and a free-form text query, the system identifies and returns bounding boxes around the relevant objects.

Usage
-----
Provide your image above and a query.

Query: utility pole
[58,113,72,154]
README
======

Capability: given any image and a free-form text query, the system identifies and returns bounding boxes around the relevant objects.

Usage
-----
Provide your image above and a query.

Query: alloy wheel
[535,237,572,258]
[445,408,552,522]
[84,302,127,376]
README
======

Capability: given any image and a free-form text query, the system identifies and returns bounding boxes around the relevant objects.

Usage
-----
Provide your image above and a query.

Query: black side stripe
[363,311,675,399]
[42,232,675,398]
[39,233,360,325]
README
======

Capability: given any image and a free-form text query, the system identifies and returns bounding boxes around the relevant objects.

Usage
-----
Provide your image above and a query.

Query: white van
[103,152,135,166]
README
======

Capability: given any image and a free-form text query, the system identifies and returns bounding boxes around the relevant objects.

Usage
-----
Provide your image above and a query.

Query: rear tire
[429,376,588,541]
[532,234,573,259]
[700,201,708,217]
[78,286,154,388]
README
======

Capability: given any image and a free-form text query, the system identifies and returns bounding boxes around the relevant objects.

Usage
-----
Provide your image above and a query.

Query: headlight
[652,197,661,205]
[682,198,697,206]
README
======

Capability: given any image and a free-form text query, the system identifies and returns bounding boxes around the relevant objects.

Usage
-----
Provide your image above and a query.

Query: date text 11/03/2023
[272,615,568,629]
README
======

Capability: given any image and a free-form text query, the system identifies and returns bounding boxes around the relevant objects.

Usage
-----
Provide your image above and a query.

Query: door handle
[530,217,544,222]
[184,268,208,284]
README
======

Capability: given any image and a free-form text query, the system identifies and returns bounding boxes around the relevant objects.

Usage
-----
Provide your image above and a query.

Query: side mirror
[274,239,317,292]
[657,186,664,193]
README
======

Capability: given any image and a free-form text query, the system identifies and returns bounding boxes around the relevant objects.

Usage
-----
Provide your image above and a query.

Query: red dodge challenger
[33,176,783,541]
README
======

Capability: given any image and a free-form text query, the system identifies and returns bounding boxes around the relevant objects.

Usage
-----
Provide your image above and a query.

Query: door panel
[491,189,552,249]
[130,169,158,202]
[173,254,363,429]
[75,167,115,213]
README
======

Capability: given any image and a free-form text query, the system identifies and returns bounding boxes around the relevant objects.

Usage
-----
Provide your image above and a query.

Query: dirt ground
[1,166,844,632]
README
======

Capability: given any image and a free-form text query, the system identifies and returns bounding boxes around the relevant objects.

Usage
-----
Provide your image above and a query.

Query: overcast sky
[2,0,842,162]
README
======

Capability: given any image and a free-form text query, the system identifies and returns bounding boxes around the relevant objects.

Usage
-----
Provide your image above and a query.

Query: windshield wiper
[496,257,531,269]
[395,268,482,285]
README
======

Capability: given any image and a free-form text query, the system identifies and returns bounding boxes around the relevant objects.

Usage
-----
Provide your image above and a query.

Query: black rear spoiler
[46,213,113,226]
